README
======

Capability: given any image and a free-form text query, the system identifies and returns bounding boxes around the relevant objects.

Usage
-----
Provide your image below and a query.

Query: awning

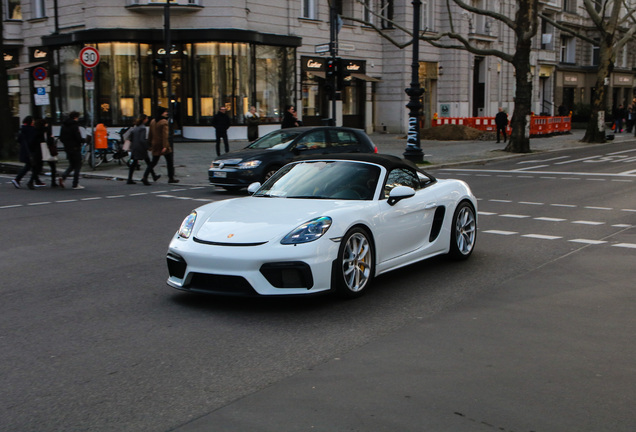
[6,61,47,74]
[351,73,381,82]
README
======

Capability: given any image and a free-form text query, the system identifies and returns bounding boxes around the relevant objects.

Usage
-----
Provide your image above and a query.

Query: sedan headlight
[178,211,197,239]
[281,216,332,245]
[238,160,262,169]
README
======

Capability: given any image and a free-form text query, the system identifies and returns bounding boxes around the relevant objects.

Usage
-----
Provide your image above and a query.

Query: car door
[374,167,438,266]
[292,129,329,155]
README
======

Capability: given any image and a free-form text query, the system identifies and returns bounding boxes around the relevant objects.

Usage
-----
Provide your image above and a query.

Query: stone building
[2,0,635,138]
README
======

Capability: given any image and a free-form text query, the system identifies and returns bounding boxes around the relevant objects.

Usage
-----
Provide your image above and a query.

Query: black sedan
[208,126,378,190]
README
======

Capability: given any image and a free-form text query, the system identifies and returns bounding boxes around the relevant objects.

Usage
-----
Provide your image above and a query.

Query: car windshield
[247,130,302,150]
[253,161,381,200]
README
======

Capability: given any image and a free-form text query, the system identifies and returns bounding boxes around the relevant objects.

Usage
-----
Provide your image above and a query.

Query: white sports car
[167,154,477,298]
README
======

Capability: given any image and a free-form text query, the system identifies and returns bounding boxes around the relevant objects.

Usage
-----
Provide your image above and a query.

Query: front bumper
[208,168,261,187]
[166,233,338,296]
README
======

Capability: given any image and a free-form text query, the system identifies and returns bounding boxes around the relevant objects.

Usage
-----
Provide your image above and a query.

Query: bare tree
[0,1,17,158]
[345,0,539,153]
[542,0,636,143]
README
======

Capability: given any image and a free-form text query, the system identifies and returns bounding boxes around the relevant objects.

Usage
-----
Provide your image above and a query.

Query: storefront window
[96,42,140,125]
[234,43,251,124]
[58,46,83,119]
[255,45,294,123]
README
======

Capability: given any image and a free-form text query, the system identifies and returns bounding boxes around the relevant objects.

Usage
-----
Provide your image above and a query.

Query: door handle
[425,202,437,210]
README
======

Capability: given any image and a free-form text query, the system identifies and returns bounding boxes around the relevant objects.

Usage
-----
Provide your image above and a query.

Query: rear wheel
[335,227,374,298]
[449,201,476,260]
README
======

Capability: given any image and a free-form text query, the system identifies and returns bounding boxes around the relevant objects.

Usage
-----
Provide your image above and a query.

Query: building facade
[2,0,636,138]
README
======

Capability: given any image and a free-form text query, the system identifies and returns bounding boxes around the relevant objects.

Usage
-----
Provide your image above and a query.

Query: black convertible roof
[296,153,434,178]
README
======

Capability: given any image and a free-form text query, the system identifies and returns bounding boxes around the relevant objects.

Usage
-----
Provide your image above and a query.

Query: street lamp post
[403,0,424,163]
[164,1,173,149]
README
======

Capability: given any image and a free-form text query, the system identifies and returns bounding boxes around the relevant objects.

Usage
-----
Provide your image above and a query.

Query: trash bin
[94,124,108,149]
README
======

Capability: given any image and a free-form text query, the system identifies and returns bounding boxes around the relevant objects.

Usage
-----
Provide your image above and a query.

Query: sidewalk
[3,129,634,186]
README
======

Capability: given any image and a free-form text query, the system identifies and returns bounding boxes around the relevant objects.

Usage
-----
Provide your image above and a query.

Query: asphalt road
[0,142,634,432]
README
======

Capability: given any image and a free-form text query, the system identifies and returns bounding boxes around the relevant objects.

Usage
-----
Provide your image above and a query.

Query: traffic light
[338,58,352,90]
[152,58,167,81]
[326,59,335,78]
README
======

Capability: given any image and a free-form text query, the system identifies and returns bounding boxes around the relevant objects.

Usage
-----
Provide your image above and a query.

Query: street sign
[33,67,47,81]
[79,47,100,68]
[315,43,331,54]
[84,68,94,82]
[339,43,355,51]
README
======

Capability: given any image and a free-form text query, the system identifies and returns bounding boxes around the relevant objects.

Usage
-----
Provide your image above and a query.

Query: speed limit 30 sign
[79,47,100,68]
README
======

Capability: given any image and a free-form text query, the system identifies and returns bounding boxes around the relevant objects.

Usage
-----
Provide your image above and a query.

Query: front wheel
[261,166,281,183]
[334,227,374,298]
[448,201,476,260]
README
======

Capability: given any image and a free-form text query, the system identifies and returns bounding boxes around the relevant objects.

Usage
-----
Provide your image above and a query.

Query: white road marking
[522,234,562,240]
[501,214,531,218]
[584,206,612,211]
[482,230,518,235]
[519,201,543,205]
[27,202,52,206]
[569,239,607,245]
[613,243,636,249]
[535,217,566,222]
[572,220,605,225]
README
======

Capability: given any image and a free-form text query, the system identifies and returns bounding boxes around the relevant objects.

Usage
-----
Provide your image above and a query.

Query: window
[560,36,576,63]
[541,18,553,50]
[380,0,393,29]
[363,0,374,24]
[32,0,46,18]
[591,40,600,66]
[563,0,576,13]
[384,168,420,198]
[301,0,316,20]
[6,0,22,19]
[421,0,434,31]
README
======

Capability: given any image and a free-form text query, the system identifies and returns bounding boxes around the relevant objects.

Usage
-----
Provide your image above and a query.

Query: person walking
[35,117,58,188]
[126,114,159,185]
[495,107,509,143]
[147,107,179,183]
[614,104,626,133]
[281,104,299,129]
[245,105,260,142]
[625,105,634,134]
[212,105,231,156]
[58,111,85,189]
[12,115,45,189]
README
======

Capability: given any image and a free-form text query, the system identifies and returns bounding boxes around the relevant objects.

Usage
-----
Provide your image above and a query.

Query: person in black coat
[126,114,159,185]
[12,116,45,189]
[281,105,300,129]
[212,106,231,157]
[495,107,509,143]
[58,111,85,189]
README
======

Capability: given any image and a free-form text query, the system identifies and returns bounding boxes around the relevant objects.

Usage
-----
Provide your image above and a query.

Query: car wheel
[262,166,281,183]
[449,201,476,260]
[335,227,374,298]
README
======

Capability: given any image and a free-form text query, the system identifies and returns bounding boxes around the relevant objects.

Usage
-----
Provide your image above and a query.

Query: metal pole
[329,4,337,126]
[403,0,424,163]
[164,2,173,150]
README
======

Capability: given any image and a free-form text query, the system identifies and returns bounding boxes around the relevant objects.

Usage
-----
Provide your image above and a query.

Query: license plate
[213,171,227,178]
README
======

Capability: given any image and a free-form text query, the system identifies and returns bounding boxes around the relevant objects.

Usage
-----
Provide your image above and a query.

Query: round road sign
[79,47,100,68]
[33,67,47,81]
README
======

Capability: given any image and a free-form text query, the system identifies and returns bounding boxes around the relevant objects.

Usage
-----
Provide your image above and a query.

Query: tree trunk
[0,1,18,159]
[581,37,613,143]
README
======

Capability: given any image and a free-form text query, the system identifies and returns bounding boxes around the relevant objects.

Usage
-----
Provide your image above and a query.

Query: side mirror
[387,186,415,206]
[247,182,261,194]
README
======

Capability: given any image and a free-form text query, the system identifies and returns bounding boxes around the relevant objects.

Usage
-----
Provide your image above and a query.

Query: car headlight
[238,160,262,169]
[178,211,197,239]
[281,216,332,245]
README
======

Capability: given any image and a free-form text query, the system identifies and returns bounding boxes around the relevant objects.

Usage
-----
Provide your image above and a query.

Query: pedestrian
[281,104,299,129]
[147,107,179,183]
[614,104,626,133]
[625,105,634,133]
[12,115,45,189]
[35,117,59,188]
[245,105,260,142]
[495,107,509,143]
[212,105,231,156]
[127,114,160,185]
[58,111,85,189]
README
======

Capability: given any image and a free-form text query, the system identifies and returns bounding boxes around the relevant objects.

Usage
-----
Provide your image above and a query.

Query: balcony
[126,0,203,14]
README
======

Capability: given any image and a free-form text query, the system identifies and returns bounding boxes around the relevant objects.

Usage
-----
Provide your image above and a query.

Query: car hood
[194,197,360,244]
[214,148,284,163]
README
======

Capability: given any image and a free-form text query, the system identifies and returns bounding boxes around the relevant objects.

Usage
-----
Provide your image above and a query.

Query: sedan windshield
[253,161,381,200]
[247,130,303,150]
